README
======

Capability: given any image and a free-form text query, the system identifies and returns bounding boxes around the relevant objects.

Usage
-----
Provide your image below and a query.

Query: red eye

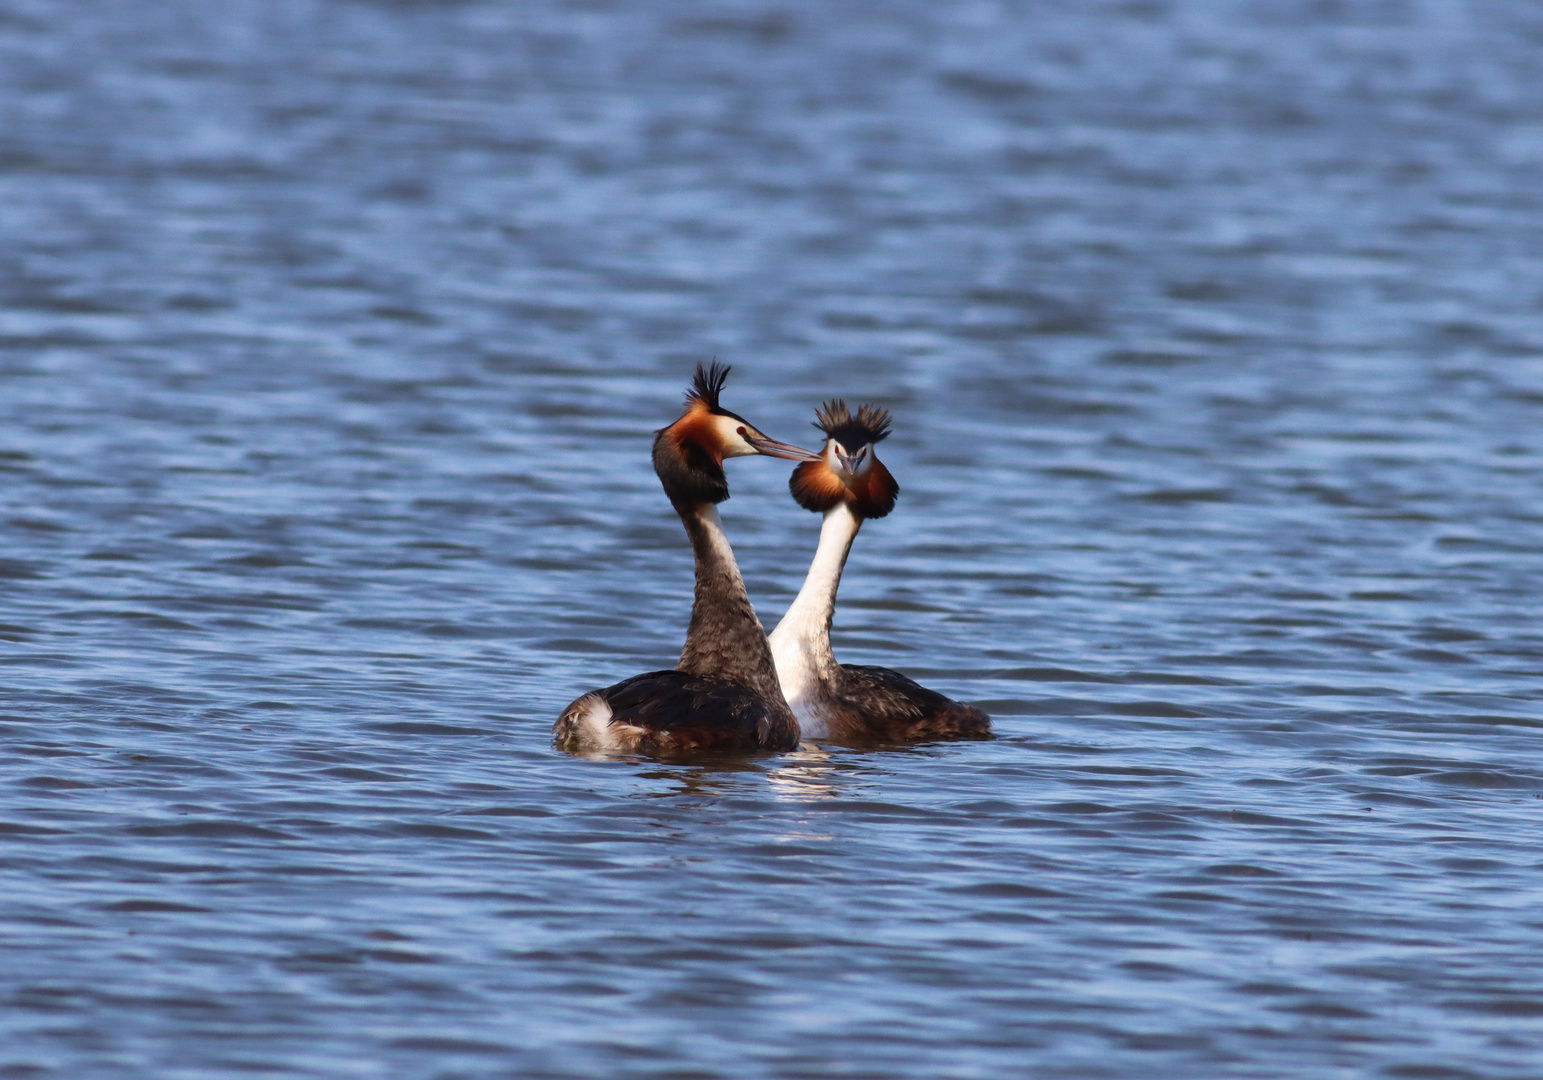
[737,426,747,436]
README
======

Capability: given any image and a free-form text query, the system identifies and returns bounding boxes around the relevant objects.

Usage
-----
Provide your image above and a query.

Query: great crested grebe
[768,401,992,743]
[554,363,819,755]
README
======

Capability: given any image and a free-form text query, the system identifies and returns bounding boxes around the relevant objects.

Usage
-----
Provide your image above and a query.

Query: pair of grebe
[553,363,990,754]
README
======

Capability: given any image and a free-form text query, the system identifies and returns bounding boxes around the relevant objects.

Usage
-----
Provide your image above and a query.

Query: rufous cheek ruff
[789,458,849,513]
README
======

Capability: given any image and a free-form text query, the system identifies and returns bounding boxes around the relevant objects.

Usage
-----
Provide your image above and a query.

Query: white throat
[769,503,861,737]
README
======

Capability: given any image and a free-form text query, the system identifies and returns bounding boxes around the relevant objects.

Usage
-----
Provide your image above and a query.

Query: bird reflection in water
[764,743,843,803]
[623,745,849,805]
[632,759,761,799]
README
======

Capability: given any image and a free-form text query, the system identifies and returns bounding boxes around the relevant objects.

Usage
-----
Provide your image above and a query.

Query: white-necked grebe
[769,400,991,743]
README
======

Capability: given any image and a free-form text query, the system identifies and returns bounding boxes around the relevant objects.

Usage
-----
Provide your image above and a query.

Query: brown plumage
[788,457,848,513]
[769,399,991,745]
[799,666,991,745]
[789,400,900,519]
[553,363,817,756]
[557,669,795,755]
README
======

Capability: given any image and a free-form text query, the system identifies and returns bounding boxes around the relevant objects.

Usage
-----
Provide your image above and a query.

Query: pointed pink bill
[744,432,821,461]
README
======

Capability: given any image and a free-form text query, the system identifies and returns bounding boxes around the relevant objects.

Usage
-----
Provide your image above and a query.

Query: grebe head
[653,362,819,509]
[789,400,899,520]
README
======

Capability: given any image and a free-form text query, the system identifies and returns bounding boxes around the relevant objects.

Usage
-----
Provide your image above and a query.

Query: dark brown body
[555,669,799,755]
[553,363,807,756]
[810,665,992,745]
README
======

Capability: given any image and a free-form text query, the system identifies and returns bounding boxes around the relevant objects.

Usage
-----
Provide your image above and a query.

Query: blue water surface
[3,1,1543,1077]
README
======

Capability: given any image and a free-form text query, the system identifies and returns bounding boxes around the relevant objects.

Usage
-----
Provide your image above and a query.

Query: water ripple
[3,0,1543,1078]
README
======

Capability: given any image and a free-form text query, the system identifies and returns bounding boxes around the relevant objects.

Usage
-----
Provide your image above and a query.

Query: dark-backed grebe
[554,363,819,755]
[768,400,992,744]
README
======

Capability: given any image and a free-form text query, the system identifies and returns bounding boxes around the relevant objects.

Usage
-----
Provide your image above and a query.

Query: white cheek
[827,442,873,478]
[712,416,755,457]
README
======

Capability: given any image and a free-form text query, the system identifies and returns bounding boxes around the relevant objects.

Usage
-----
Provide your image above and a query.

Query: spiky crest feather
[656,363,736,507]
[813,399,891,449]
[685,361,731,411]
[812,399,850,432]
[791,399,899,519]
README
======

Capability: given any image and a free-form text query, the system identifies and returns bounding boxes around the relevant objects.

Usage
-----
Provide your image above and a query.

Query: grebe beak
[743,431,821,461]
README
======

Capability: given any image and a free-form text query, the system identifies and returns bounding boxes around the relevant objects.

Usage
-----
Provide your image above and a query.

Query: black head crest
[685,361,731,411]
[814,399,892,450]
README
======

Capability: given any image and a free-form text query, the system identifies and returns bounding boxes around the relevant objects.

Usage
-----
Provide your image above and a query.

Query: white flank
[557,692,626,752]
[575,693,615,748]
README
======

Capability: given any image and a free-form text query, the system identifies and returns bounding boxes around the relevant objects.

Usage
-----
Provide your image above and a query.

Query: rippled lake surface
[4,1,1543,1076]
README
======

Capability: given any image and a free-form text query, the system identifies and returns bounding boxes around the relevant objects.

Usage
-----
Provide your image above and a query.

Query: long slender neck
[768,503,862,679]
[676,502,784,699]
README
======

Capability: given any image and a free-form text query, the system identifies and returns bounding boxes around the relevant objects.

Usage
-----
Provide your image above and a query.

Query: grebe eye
[737,426,747,436]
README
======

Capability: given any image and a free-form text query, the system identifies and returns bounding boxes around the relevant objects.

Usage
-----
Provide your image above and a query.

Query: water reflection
[631,758,768,800]
[765,744,843,803]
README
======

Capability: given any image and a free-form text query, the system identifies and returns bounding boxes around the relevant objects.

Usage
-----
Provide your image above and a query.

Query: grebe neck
[676,503,782,699]
[769,503,861,686]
